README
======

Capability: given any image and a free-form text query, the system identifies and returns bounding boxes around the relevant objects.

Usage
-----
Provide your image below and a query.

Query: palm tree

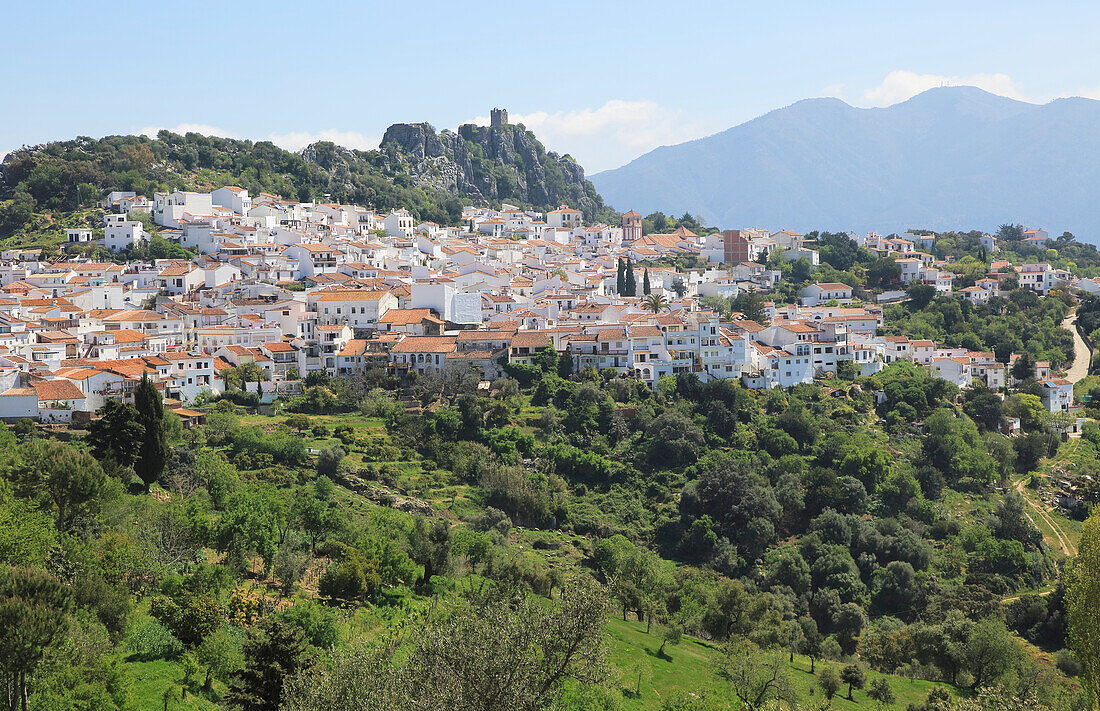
[645,293,669,314]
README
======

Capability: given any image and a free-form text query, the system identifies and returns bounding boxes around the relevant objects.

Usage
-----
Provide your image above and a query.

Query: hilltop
[0,118,616,239]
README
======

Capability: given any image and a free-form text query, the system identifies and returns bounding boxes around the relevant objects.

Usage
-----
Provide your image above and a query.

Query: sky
[3,1,1100,173]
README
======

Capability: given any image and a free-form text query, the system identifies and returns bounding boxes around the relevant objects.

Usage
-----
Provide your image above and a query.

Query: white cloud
[471,100,717,172]
[821,83,848,98]
[858,71,1029,107]
[139,123,241,139]
[266,129,379,152]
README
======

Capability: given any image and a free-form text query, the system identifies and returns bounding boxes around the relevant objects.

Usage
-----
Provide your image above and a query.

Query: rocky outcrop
[377,121,606,217]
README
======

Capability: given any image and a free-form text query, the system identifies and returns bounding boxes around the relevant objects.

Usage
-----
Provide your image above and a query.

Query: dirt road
[1062,309,1091,383]
[1014,476,1077,557]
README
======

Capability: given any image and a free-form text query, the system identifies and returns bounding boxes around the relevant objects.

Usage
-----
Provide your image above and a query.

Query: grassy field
[604,617,958,710]
[126,659,222,711]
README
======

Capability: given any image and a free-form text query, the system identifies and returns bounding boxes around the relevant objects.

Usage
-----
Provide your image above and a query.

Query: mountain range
[591,87,1100,238]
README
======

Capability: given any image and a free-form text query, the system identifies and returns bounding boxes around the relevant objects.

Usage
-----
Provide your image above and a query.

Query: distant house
[799,282,853,306]
[1040,378,1074,412]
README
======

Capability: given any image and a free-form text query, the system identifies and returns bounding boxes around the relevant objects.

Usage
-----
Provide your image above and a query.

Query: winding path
[1014,476,1077,557]
[1062,309,1091,383]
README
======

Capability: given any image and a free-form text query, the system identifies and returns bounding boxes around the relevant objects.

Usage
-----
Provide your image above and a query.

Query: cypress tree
[643,268,651,295]
[625,259,637,297]
[616,258,625,295]
[133,372,169,493]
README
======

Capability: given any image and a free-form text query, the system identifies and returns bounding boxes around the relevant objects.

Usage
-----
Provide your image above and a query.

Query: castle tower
[622,210,642,243]
[490,108,509,127]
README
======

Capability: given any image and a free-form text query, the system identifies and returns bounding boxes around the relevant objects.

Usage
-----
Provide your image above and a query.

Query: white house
[546,206,583,229]
[104,221,147,252]
[211,186,252,215]
[1040,378,1074,412]
[799,282,853,306]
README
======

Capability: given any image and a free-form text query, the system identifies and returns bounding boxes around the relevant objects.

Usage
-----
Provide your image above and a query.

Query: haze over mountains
[591,87,1100,238]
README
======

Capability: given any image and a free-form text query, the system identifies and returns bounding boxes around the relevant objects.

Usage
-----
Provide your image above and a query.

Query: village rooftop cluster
[0,185,1084,424]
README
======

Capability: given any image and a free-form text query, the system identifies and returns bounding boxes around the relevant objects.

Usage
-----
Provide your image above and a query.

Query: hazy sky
[3,1,1099,172]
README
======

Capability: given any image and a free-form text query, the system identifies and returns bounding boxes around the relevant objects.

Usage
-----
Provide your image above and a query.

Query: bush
[334,424,356,446]
[318,550,382,602]
[473,506,512,535]
[277,600,340,649]
[1055,648,1082,676]
[316,446,345,476]
[126,618,184,661]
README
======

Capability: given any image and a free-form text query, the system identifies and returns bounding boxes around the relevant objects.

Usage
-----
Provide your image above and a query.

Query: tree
[624,259,637,297]
[923,409,995,485]
[295,495,336,553]
[284,415,311,434]
[874,561,918,617]
[134,372,170,492]
[273,544,309,596]
[962,617,1021,690]
[908,283,937,309]
[657,624,682,657]
[226,618,313,711]
[316,446,345,477]
[196,626,243,692]
[87,398,144,466]
[841,664,865,700]
[1012,352,1035,382]
[643,268,651,295]
[818,665,841,702]
[832,602,868,656]
[318,549,381,603]
[616,258,625,295]
[645,293,669,314]
[798,616,823,673]
[408,517,451,591]
[282,582,609,711]
[866,257,901,288]
[0,567,73,710]
[732,291,768,324]
[1067,511,1100,708]
[717,638,796,710]
[963,384,1004,432]
[671,277,687,298]
[11,439,106,531]
[867,677,896,708]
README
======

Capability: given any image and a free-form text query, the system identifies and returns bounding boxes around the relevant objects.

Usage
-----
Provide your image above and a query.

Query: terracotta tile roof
[390,336,457,354]
[31,379,86,401]
[338,339,369,357]
[378,308,441,326]
[315,290,388,301]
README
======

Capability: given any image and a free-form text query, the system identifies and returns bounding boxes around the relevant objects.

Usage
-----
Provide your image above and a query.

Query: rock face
[378,121,605,216]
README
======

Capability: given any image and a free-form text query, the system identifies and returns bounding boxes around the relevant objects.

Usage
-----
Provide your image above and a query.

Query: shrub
[127,618,184,661]
[318,550,382,602]
[277,600,339,649]
[1055,648,1082,676]
[334,424,357,445]
[316,446,345,476]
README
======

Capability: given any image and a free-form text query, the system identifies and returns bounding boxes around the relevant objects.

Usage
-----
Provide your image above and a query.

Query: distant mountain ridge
[591,87,1100,237]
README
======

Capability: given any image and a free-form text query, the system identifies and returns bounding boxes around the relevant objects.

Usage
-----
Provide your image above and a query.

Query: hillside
[0,121,615,239]
[591,87,1100,237]
[378,120,614,222]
